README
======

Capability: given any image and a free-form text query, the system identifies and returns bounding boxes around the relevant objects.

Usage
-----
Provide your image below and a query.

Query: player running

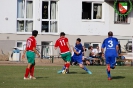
[22,30,40,80]
[101,31,119,80]
[72,38,92,74]
[54,32,71,74]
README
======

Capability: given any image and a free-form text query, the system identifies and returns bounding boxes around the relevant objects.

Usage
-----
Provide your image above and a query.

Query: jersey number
[26,40,31,48]
[60,40,66,46]
[108,40,113,47]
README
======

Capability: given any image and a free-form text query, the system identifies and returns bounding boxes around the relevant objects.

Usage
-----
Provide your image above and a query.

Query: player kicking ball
[54,32,71,74]
[101,31,119,80]
[22,30,40,80]
[72,38,92,74]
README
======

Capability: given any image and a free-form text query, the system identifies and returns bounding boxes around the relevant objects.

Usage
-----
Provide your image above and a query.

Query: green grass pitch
[0,66,133,88]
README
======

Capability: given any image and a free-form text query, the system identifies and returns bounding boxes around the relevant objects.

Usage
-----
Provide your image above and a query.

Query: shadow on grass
[81,72,89,74]
[112,76,125,79]
[36,77,49,79]
[68,72,77,74]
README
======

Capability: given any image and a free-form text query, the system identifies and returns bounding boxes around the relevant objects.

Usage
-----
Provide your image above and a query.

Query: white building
[0,0,133,56]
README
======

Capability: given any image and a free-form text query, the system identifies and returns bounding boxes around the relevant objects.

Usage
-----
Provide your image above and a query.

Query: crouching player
[54,32,71,74]
[72,38,92,74]
[22,30,40,80]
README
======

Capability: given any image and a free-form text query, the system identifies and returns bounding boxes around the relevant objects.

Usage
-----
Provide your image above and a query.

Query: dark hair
[88,46,92,49]
[77,38,81,42]
[60,32,65,36]
[32,30,38,37]
[108,31,113,36]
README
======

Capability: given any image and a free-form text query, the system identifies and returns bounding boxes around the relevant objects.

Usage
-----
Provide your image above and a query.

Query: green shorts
[61,52,71,62]
[26,51,35,64]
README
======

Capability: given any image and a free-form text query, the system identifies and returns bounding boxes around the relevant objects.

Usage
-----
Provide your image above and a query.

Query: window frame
[17,0,34,33]
[16,41,26,50]
[82,1,104,22]
[41,0,59,34]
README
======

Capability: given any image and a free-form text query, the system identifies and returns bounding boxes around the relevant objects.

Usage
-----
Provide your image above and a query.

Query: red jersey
[26,36,36,51]
[55,37,70,53]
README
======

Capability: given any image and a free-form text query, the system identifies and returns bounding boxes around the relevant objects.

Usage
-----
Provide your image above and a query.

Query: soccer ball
[62,70,65,74]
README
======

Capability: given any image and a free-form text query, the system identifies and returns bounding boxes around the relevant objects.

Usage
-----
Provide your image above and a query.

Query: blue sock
[83,66,89,72]
[106,69,111,78]
[61,66,65,70]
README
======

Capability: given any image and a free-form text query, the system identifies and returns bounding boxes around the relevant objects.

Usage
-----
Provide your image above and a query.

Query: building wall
[108,2,133,36]
[0,0,17,33]
[0,0,132,36]
[0,40,15,54]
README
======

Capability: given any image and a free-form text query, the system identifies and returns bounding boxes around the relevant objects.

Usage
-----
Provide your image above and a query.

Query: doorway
[41,41,52,59]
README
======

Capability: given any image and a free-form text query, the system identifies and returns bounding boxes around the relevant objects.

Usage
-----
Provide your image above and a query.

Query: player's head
[32,30,38,37]
[108,31,113,37]
[76,38,81,44]
[60,32,65,37]
[88,46,93,50]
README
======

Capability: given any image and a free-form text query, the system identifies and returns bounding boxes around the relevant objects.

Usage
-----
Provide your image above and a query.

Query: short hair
[60,32,65,36]
[108,31,113,36]
[32,30,38,37]
[88,46,92,49]
[77,38,81,42]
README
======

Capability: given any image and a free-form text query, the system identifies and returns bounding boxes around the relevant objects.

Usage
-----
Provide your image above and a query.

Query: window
[114,14,130,23]
[41,1,58,33]
[114,2,130,24]
[84,42,101,49]
[17,0,33,32]
[16,41,26,50]
[82,2,102,20]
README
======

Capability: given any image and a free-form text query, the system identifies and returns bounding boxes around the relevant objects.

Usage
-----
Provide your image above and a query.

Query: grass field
[0,65,133,88]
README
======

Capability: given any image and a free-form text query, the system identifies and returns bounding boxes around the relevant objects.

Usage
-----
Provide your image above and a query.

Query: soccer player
[22,30,40,80]
[54,32,71,74]
[72,38,92,74]
[101,31,119,80]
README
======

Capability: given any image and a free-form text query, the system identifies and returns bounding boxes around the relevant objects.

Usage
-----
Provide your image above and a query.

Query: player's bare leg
[24,64,32,80]
[79,63,92,74]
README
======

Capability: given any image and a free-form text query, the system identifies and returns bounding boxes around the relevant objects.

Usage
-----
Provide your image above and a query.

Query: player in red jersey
[54,32,71,74]
[22,30,40,80]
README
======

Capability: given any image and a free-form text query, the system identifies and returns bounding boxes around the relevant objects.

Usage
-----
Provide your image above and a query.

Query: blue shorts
[105,55,116,67]
[72,55,83,64]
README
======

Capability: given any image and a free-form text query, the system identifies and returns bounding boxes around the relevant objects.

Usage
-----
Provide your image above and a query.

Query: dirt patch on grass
[0,58,64,66]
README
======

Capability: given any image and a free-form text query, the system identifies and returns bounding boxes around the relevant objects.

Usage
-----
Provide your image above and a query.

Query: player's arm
[73,48,79,54]
[66,42,71,52]
[73,48,81,55]
[22,47,27,59]
[116,38,119,55]
[33,40,40,57]
[33,47,40,57]
[54,40,58,50]
[101,40,105,54]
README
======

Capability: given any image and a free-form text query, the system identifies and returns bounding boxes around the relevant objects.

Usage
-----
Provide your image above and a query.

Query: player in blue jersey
[72,38,92,74]
[101,31,119,80]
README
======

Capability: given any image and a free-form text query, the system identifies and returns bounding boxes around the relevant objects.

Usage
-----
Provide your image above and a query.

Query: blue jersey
[74,43,83,56]
[102,37,118,57]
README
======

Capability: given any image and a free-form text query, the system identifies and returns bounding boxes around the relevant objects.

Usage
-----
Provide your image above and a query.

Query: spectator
[118,41,121,54]
[82,46,86,61]
[84,46,94,65]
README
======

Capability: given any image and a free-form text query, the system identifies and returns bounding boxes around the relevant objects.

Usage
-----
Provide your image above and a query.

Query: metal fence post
[52,56,54,63]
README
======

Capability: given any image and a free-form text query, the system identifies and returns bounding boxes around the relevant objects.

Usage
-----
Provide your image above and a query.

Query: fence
[23,44,73,59]
[36,45,61,59]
